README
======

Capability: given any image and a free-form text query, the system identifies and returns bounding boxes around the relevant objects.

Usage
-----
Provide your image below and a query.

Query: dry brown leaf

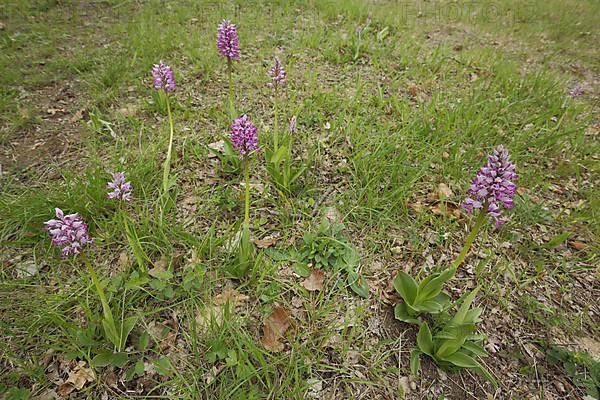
[104,369,118,388]
[207,140,225,158]
[436,183,453,200]
[431,202,461,218]
[159,330,178,350]
[69,108,87,123]
[410,201,426,213]
[568,240,587,251]
[58,361,95,396]
[408,85,418,98]
[261,305,291,352]
[301,269,325,291]
[149,255,168,277]
[254,236,279,249]
[213,288,249,307]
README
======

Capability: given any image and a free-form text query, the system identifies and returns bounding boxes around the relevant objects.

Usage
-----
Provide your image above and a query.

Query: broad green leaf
[462,341,488,357]
[433,292,452,310]
[436,335,468,359]
[451,287,480,325]
[475,364,498,387]
[412,299,444,313]
[393,303,419,325]
[124,365,136,381]
[264,248,295,261]
[134,359,145,376]
[91,351,128,368]
[447,351,498,387]
[393,271,418,304]
[542,232,571,249]
[153,357,172,376]
[149,269,173,281]
[410,349,422,375]
[443,351,479,368]
[342,246,360,270]
[292,262,311,278]
[102,318,121,349]
[119,316,137,350]
[125,271,149,289]
[464,307,483,324]
[348,272,370,298]
[417,322,434,356]
[123,218,149,271]
[416,267,455,302]
[225,350,238,367]
[270,145,289,165]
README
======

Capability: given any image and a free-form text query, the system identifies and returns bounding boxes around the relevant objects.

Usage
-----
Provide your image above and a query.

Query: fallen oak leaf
[58,361,95,396]
[254,236,279,249]
[301,269,325,292]
[568,240,587,251]
[261,305,291,352]
[213,288,250,307]
[436,183,453,200]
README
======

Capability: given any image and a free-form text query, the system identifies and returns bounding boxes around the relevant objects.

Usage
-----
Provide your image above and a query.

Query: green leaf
[149,269,173,281]
[433,292,452,309]
[462,341,488,357]
[417,322,434,356]
[348,272,370,298]
[138,331,150,351]
[123,218,149,271]
[393,303,419,325]
[91,351,128,368]
[464,307,483,324]
[443,351,479,368]
[451,288,480,325]
[410,349,422,375]
[446,352,498,387]
[292,262,311,278]
[125,271,149,289]
[102,318,121,349]
[225,350,238,367]
[118,316,137,350]
[6,387,30,400]
[342,246,360,270]
[134,359,145,376]
[542,232,571,249]
[416,267,455,302]
[270,145,289,165]
[264,248,295,261]
[412,299,445,313]
[393,271,418,304]
[436,335,468,359]
[153,357,172,376]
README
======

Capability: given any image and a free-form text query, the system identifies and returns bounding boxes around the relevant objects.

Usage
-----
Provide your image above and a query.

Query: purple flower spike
[267,57,286,89]
[568,83,584,97]
[217,20,240,60]
[45,208,93,257]
[230,114,259,156]
[107,172,133,202]
[462,145,517,227]
[152,61,176,93]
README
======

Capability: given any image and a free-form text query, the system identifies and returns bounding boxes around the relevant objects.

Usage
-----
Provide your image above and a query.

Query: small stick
[312,186,335,217]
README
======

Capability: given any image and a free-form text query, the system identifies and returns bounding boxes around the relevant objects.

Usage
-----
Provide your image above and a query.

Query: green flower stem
[81,253,117,336]
[451,204,488,270]
[162,93,175,194]
[244,158,250,232]
[273,89,279,152]
[228,57,233,118]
